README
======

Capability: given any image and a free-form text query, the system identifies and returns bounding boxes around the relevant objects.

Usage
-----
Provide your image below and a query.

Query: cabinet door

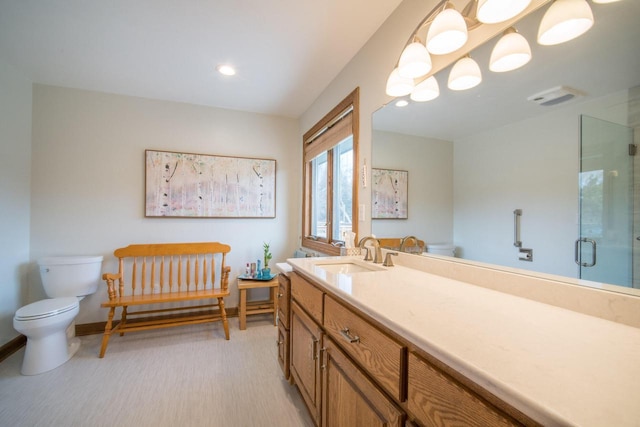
[277,273,290,329]
[322,337,404,427]
[291,301,323,425]
[277,320,290,381]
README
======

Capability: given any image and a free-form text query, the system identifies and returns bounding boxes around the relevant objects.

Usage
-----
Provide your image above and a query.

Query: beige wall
[0,58,32,344]
[299,0,438,238]
[29,85,300,324]
[372,130,453,242]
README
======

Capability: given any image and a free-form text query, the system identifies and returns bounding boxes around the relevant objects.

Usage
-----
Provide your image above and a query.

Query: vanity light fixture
[385,0,614,101]
[426,2,468,55]
[448,55,482,91]
[489,27,532,72]
[398,38,432,78]
[537,0,594,46]
[410,76,440,102]
[216,64,236,76]
[477,0,532,24]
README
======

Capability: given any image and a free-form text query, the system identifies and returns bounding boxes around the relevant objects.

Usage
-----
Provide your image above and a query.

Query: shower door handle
[575,238,597,267]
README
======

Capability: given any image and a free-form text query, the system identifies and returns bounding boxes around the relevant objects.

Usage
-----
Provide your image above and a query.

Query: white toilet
[13,256,103,375]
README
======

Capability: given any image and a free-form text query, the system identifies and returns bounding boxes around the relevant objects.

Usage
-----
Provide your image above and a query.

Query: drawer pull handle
[278,292,283,298]
[340,327,360,344]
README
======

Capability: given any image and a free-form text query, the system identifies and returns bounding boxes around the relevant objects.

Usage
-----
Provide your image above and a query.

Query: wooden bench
[99,242,231,358]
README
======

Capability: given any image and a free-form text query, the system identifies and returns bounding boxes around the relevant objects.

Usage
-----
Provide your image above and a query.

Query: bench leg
[119,306,128,336]
[99,307,116,358]
[218,297,230,340]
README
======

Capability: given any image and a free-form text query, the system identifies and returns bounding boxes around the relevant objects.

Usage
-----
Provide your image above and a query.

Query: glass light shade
[448,56,482,91]
[395,100,409,107]
[385,68,414,97]
[489,29,532,72]
[537,0,594,46]
[398,42,432,78]
[592,0,621,3]
[426,8,468,55]
[410,76,440,102]
[477,0,532,24]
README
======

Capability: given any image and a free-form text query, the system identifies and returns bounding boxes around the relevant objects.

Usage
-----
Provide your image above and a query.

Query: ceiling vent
[527,86,585,106]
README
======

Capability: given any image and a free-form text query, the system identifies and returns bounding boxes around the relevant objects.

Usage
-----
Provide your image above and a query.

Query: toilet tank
[425,244,457,257]
[38,256,103,298]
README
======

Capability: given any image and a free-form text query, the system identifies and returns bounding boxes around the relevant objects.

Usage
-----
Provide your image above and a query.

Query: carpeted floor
[0,316,312,427]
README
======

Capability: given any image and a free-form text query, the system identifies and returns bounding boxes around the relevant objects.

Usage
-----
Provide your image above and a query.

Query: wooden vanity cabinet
[322,336,404,427]
[277,273,291,380]
[286,271,535,427]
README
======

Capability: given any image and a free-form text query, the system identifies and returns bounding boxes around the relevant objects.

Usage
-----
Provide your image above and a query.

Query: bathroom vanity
[281,253,640,426]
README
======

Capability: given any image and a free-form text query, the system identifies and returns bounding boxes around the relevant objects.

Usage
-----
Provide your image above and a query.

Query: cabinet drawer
[323,295,405,402]
[407,352,518,426]
[291,272,323,324]
[277,274,290,329]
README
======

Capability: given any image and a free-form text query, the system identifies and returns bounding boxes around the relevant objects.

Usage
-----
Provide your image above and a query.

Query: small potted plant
[262,242,273,277]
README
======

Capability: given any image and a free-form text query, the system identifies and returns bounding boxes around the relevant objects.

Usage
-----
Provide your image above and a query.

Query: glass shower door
[579,115,634,287]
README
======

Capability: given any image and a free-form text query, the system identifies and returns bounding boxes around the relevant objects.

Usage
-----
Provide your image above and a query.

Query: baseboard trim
[1,307,240,363]
[0,335,27,363]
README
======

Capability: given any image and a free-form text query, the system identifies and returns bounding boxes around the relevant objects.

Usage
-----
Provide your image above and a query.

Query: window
[302,88,359,255]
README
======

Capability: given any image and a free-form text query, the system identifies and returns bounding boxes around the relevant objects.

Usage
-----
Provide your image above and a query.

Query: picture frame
[372,168,408,219]
[145,149,276,218]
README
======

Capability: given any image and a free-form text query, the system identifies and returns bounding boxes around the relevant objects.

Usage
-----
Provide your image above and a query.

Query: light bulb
[386,68,414,97]
[477,0,532,24]
[410,76,440,102]
[426,7,468,55]
[448,56,482,91]
[490,28,532,72]
[398,41,432,79]
[538,0,594,46]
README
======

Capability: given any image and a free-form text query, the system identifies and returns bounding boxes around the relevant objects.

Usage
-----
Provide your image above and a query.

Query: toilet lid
[15,297,79,321]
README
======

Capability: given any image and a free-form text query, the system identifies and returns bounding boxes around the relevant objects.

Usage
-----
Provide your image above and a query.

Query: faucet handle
[383,252,398,267]
[362,246,372,261]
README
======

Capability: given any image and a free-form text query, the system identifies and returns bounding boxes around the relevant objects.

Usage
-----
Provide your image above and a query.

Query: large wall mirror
[372,0,640,293]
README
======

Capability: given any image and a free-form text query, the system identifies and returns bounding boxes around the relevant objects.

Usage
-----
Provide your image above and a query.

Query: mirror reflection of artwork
[372,168,408,219]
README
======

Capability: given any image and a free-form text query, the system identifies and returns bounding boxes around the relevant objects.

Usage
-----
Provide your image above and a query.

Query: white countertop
[287,256,640,427]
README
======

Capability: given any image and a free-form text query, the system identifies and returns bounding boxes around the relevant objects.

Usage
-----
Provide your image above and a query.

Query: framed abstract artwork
[372,168,408,219]
[145,149,276,218]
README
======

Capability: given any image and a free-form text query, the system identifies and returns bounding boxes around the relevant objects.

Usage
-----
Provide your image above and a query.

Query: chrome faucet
[400,235,419,253]
[358,236,383,264]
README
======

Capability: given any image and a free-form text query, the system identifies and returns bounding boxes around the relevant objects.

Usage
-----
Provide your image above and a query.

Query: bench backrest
[108,242,231,298]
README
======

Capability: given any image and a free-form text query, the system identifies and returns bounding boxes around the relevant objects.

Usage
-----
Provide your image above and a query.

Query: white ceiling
[0,0,403,118]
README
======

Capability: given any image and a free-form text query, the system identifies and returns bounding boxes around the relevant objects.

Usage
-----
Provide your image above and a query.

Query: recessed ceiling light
[395,100,409,107]
[216,65,236,76]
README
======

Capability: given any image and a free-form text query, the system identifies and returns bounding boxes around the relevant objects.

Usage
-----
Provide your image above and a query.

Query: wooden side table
[237,276,279,330]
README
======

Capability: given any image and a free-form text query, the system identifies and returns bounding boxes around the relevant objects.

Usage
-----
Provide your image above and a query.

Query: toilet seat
[14,297,79,321]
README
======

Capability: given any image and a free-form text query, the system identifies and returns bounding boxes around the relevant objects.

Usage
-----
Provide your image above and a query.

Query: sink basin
[316,262,383,274]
